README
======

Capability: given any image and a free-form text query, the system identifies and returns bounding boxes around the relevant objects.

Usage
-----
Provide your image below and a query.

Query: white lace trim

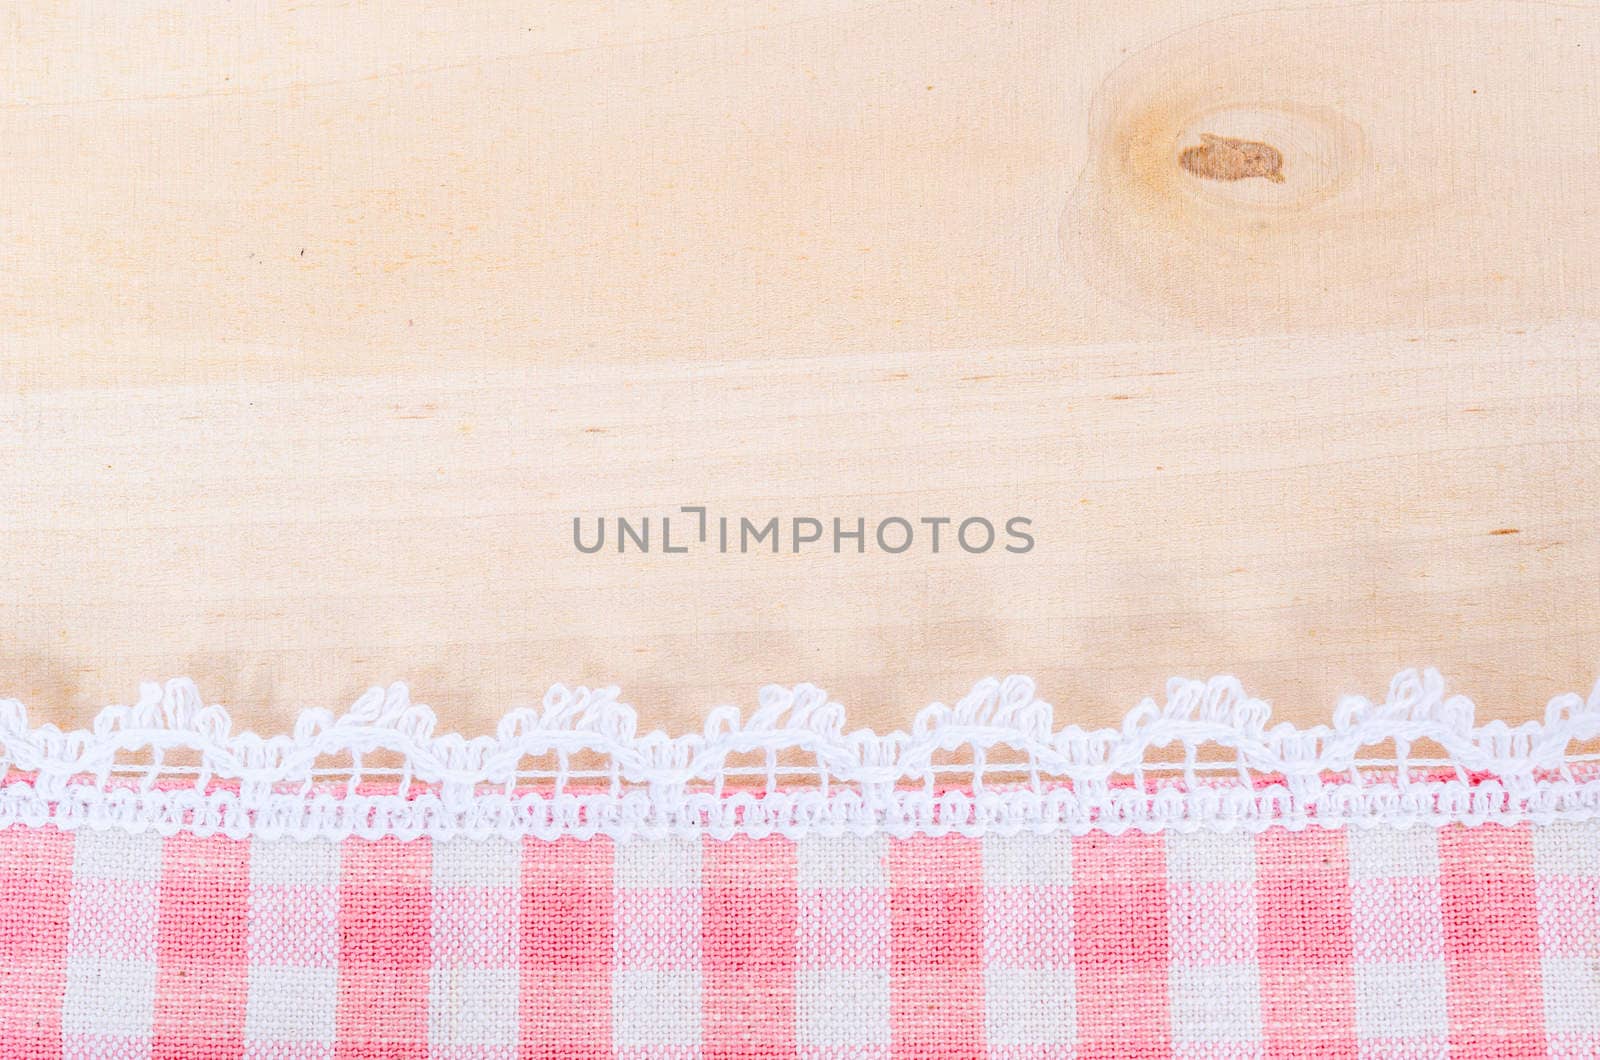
[2,669,1599,841]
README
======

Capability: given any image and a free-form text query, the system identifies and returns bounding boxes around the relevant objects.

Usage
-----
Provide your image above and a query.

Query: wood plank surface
[2,0,1596,734]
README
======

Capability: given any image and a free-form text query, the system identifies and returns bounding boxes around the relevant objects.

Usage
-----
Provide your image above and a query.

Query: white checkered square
[243,965,339,1043]
[1165,828,1256,884]
[1169,962,1264,1045]
[431,886,518,967]
[245,837,340,1049]
[613,838,702,1039]
[796,833,888,889]
[1351,872,1444,963]
[797,968,891,1047]
[430,839,521,1046]
[984,968,1074,1046]
[61,956,159,1038]
[432,838,519,968]
[63,874,159,962]
[428,967,519,1047]
[243,1043,334,1059]
[1350,825,1445,1049]
[1537,819,1600,1050]
[797,832,892,1054]
[1353,958,1449,1041]
[1167,830,1258,969]
[248,837,340,887]
[1350,824,1441,879]
[1533,819,1600,877]
[1166,833,1263,1050]
[62,830,162,1044]
[72,828,164,882]
[1541,955,1600,1037]
[798,884,890,971]
[984,834,1074,974]
[62,1034,158,1060]
[432,837,520,889]
[983,832,1071,888]
[246,885,341,969]
[614,885,702,971]
[613,970,703,1047]
[615,837,701,889]
[66,830,162,962]
[798,832,890,981]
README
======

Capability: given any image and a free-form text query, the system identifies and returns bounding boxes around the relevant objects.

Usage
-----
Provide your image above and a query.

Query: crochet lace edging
[1,669,1599,841]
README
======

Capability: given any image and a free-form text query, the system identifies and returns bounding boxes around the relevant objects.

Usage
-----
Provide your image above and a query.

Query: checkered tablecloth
[3,818,1594,1058]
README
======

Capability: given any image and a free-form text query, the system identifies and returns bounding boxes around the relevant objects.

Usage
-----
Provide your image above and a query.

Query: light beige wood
[2,0,1596,736]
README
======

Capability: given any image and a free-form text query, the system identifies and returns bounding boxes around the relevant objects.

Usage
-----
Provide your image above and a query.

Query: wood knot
[1179,133,1285,183]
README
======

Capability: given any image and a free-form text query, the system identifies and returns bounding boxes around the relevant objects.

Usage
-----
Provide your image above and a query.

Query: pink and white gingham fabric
[5,671,1600,1057]
[3,819,1598,1059]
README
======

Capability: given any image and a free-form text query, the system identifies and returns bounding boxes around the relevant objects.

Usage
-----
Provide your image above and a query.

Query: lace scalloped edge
[2,668,1599,841]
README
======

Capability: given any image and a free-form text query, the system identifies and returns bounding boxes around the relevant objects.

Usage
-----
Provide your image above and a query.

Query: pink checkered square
[0,828,73,1058]
[1074,831,1171,1058]
[704,836,798,1058]
[520,837,613,1059]
[889,835,984,1059]
[1257,827,1357,1058]
[1441,825,1544,1058]
[151,834,250,1057]
[336,837,432,1058]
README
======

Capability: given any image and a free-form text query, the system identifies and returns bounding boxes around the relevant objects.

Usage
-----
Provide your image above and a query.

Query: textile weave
[2,819,1596,1058]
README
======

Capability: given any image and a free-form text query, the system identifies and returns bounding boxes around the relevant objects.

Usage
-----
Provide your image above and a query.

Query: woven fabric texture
[3,819,1597,1058]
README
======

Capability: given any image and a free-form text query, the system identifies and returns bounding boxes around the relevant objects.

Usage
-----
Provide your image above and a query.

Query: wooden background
[2,0,1596,735]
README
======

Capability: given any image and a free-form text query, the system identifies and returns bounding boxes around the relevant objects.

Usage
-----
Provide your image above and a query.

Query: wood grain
[2,0,1596,734]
